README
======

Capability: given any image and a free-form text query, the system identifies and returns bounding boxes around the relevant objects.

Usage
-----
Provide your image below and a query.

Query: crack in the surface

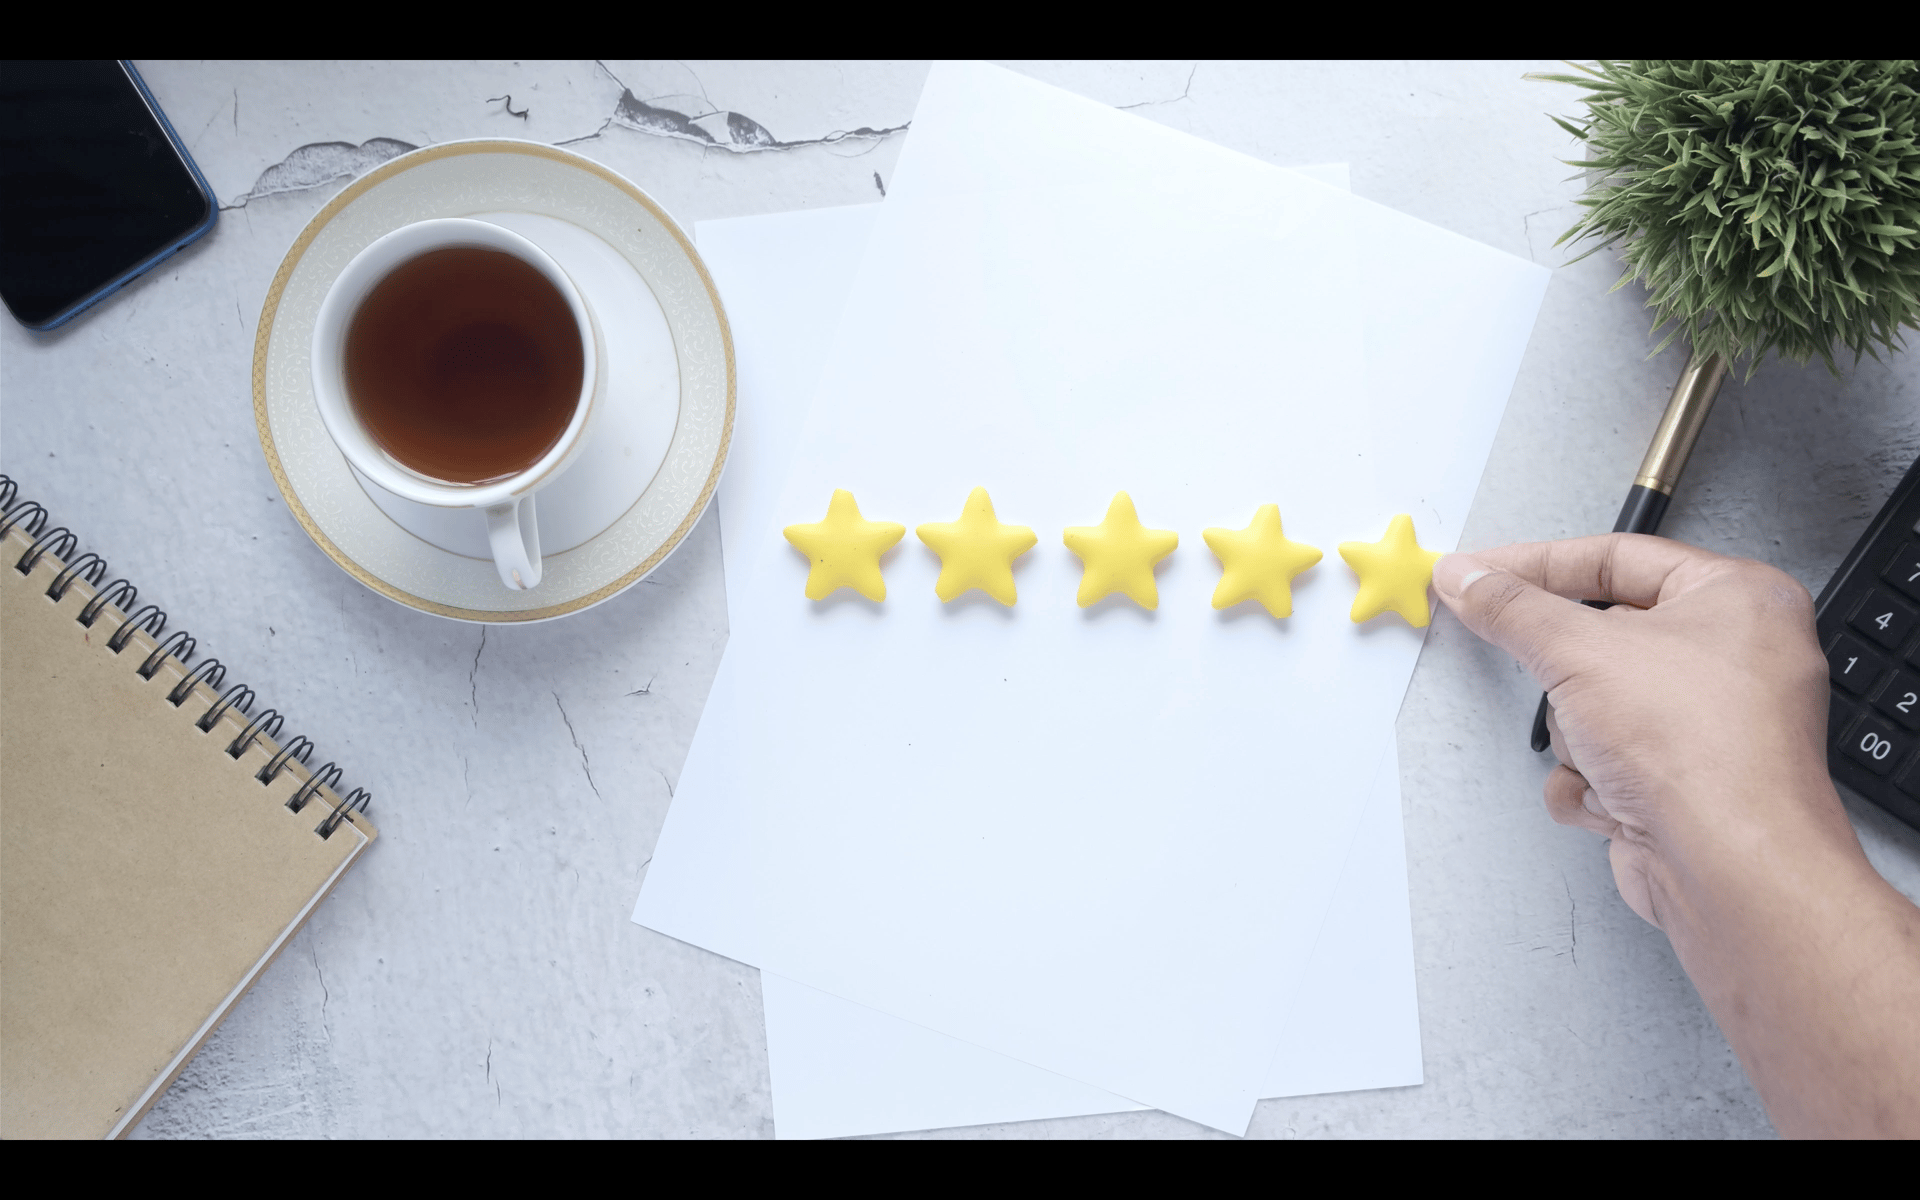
[311,945,333,1044]
[469,627,486,726]
[656,767,674,799]
[193,95,225,147]
[679,59,720,119]
[223,64,909,210]
[222,137,420,210]
[553,692,601,799]
[1521,207,1563,263]
[486,94,530,121]
[574,86,907,155]
[1563,873,1578,967]
[1118,63,1199,111]
[626,673,656,697]
[553,119,614,147]
[562,61,907,156]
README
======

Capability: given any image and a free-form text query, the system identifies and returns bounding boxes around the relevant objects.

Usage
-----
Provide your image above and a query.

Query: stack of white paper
[634,62,1548,1137]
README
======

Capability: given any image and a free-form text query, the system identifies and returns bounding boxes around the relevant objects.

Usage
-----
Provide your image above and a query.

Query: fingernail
[1433,553,1492,600]
[1582,789,1605,819]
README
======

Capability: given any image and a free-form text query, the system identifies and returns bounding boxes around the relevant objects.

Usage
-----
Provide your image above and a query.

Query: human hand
[1430,534,1850,928]
[1431,533,1920,1138]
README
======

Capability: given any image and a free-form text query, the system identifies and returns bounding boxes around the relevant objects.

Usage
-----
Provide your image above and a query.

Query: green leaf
[1540,59,1920,374]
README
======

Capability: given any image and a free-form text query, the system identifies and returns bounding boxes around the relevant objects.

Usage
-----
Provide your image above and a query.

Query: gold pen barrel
[1533,345,1734,751]
[1632,349,1730,495]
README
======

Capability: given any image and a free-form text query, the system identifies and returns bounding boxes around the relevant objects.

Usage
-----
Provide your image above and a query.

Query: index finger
[1467,533,1732,609]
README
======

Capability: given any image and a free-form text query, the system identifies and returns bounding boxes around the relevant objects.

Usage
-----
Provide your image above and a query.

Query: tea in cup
[311,218,603,590]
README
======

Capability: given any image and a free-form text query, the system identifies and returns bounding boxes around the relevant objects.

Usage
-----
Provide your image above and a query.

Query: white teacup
[311,218,603,590]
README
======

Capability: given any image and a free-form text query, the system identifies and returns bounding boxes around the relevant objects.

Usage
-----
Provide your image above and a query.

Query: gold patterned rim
[251,139,735,623]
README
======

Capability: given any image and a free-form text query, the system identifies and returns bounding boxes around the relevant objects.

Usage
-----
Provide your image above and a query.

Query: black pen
[1528,349,1730,752]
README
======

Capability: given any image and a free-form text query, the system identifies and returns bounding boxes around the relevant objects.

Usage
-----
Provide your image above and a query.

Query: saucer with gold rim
[253,139,734,624]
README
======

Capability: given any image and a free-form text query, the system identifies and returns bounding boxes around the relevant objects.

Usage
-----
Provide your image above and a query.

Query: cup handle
[485,496,543,590]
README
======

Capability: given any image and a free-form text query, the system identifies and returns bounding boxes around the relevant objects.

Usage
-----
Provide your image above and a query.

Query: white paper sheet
[638,62,1546,1135]
[763,734,1418,1138]
[656,181,1377,1136]
[693,182,1421,1139]
[709,203,889,600]
[876,62,1542,538]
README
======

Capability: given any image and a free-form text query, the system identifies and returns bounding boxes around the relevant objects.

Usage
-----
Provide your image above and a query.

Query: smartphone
[0,61,218,331]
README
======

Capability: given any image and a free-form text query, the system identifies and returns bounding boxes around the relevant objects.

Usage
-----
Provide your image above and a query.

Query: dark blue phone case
[26,61,220,332]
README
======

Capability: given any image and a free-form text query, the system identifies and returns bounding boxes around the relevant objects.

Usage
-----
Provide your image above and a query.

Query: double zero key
[1843,714,1912,777]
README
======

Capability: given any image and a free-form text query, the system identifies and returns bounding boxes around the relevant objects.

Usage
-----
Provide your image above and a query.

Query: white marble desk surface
[3,61,1915,1139]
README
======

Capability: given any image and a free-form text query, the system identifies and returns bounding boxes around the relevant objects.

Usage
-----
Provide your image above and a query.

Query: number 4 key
[1849,587,1918,650]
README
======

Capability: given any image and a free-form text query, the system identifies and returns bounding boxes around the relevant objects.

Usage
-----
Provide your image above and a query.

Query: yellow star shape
[916,487,1038,605]
[1338,513,1443,627]
[783,489,905,601]
[1063,492,1179,609]
[1202,504,1322,617]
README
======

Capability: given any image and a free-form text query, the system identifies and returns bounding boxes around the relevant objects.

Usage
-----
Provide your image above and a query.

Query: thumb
[1433,552,1595,685]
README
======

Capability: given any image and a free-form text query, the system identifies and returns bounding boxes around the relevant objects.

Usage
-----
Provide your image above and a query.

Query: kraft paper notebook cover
[0,479,376,1139]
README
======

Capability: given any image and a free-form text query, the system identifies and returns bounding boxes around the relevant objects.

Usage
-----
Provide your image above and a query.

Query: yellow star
[783,489,905,601]
[1063,492,1179,609]
[1338,513,1443,627]
[1202,504,1322,617]
[916,487,1038,605]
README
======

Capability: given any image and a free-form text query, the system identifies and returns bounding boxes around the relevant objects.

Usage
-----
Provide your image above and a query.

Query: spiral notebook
[0,478,376,1139]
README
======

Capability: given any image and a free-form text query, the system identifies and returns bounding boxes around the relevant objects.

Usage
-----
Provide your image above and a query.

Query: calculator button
[1848,588,1918,650]
[1875,670,1920,730]
[1842,715,1909,776]
[1828,634,1887,694]
[1882,542,1920,604]
[1898,756,1920,799]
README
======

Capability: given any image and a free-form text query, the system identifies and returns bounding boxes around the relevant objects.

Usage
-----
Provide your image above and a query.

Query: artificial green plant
[1541,60,1920,376]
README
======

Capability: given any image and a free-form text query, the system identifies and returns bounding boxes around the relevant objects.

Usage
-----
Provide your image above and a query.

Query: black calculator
[1816,450,1920,832]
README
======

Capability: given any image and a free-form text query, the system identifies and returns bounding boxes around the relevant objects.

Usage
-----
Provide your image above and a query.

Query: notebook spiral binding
[0,476,371,840]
